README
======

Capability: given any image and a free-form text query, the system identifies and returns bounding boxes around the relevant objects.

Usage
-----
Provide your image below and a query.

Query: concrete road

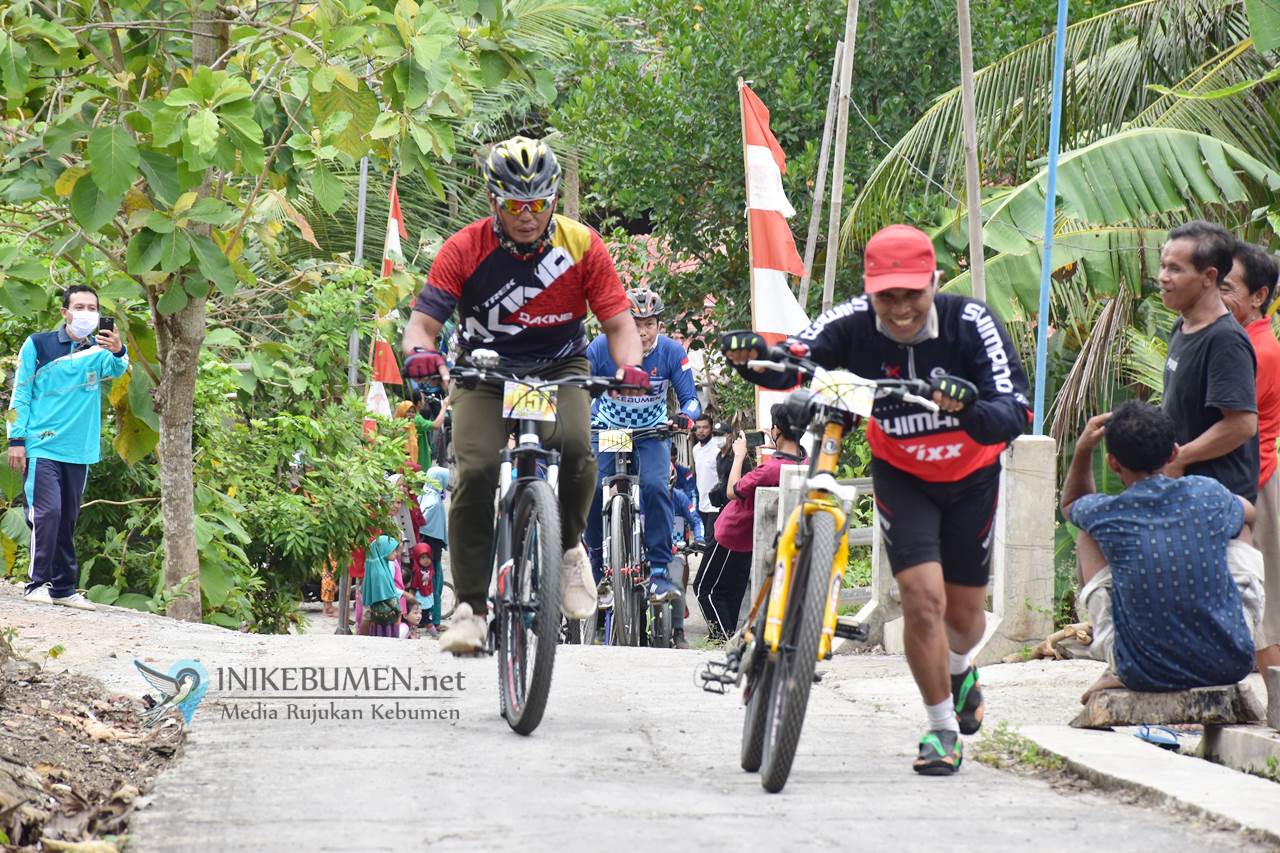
[0,586,1259,852]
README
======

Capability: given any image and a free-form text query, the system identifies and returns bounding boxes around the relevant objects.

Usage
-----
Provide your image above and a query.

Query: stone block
[1201,725,1280,776]
[1266,667,1280,732]
[1070,683,1264,729]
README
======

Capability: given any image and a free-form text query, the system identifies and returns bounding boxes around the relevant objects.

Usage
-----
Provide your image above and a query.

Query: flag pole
[1032,0,1070,436]
[798,40,843,311]
[821,0,860,313]
[738,77,763,429]
[956,0,985,302]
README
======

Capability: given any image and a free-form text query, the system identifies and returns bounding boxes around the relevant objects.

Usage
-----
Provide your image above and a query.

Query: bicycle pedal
[698,660,739,694]
[833,620,870,642]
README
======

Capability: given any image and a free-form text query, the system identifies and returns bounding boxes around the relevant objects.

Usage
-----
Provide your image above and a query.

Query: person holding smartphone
[693,407,805,640]
[8,285,128,611]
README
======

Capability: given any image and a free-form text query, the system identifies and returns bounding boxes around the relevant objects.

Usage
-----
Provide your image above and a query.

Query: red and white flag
[741,83,809,428]
[382,174,408,278]
[363,380,392,438]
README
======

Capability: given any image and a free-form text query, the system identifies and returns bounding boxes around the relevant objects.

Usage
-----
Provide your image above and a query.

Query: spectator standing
[694,406,804,639]
[691,414,723,549]
[1217,242,1280,684]
[417,466,450,632]
[9,285,128,610]
[1159,221,1259,501]
[359,535,403,638]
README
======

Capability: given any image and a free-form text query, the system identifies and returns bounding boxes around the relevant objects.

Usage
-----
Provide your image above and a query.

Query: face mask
[68,310,99,339]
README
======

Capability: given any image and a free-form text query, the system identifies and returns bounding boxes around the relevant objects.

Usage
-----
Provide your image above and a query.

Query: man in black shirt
[1159,221,1259,502]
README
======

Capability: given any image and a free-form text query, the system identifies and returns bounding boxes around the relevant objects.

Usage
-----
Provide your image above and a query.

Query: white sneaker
[51,591,97,611]
[560,545,596,620]
[438,603,487,655]
[24,584,53,605]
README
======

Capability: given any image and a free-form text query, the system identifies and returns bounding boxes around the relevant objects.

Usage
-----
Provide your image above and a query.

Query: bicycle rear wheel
[759,511,837,793]
[498,480,562,735]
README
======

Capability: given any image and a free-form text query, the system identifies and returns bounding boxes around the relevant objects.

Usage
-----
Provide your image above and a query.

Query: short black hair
[1232,242,1280,312]
[695,413,712,425]
[1167,220,1235,281]
[769,403,802,443]
[1104,401,1176,474]
[62,285,99,308]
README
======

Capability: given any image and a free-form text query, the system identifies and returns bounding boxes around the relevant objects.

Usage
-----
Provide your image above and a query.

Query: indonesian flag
[371,338,402,385]
[363,380,392,438]
[382,174,408,278]
[741,82,809,428]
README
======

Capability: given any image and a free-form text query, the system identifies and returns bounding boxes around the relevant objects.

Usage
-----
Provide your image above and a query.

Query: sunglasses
[498,197,554,216]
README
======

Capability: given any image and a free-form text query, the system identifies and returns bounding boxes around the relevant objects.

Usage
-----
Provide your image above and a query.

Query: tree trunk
[153,7,220,622]
[155,296,206,622]
[562,153,580,221]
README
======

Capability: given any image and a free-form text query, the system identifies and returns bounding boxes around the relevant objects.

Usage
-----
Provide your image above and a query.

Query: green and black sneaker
[914,729,963,775]
[951,665,984,735]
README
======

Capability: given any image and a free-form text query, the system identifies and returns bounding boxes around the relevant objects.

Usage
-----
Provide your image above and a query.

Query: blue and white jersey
[7,327,129,465]
[587,335,700,429]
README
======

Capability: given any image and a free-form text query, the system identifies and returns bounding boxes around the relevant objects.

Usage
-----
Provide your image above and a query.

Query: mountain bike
[594,425,672,647]
[698,347,944,792]
[451,350,626,734]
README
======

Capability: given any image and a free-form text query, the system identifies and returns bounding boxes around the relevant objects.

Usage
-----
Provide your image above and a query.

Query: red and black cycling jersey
[413,215,631,360]
[742,293,1032,482]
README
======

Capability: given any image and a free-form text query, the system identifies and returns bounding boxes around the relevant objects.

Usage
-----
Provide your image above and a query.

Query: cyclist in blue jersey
[587,288,702,606]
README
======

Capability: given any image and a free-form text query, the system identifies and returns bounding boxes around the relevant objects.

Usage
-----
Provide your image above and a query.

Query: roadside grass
[972,721,1065,773]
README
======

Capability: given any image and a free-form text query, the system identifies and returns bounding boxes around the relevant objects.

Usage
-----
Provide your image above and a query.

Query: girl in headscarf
[407,543,436,636]
[418,466,450,632]
[359,534,403,638]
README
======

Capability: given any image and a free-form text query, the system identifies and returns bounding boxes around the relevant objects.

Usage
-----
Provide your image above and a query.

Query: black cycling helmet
[628,287,664,319]
[484,136,561,201]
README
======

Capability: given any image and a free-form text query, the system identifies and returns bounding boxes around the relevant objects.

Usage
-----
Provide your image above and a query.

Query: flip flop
[1134,724,1181,752]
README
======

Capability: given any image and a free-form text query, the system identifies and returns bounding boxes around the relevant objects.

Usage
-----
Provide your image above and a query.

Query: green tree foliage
[557,0,1130,322]
[0,0,583,620]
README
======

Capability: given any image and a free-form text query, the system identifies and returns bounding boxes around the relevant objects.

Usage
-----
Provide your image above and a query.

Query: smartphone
[745,430,767,450]
[97,316,115,334]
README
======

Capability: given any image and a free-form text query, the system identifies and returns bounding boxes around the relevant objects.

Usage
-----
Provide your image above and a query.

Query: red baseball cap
[863,224,937,294]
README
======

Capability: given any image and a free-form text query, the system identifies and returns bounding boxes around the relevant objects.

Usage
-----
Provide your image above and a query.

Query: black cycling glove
[720,330,767,358]
[931,374,979,411]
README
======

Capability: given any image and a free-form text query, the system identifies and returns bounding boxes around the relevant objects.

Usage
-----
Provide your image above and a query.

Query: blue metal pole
[1032,0,1070,436]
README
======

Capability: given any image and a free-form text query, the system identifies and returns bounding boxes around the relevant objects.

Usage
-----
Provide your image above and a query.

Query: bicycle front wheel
[498,480,562,735]
[740,602,774,772]
[609,498,640,646]
[759,511,837,793]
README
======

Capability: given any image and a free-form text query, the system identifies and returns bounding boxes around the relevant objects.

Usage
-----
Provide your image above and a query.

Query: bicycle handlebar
[451,366,639,396]
[747,347,941,413]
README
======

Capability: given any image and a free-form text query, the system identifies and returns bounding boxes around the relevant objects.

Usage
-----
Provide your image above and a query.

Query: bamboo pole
[798,40,843,311]
[738,77,763,428]
[956,0,985,302]
[821,0,860,313]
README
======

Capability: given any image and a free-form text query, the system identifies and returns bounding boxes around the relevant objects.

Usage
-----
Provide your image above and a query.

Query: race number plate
[502,381,557,422]
[597,429,633,452]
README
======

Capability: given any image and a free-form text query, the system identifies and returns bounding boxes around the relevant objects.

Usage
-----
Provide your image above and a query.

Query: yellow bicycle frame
[759,421,853,661]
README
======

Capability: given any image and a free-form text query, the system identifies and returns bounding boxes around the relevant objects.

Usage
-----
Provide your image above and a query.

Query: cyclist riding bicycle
[401,135,649,655]
[586,287,702,607]
[669,467,705,649]
[721,223,1031,775]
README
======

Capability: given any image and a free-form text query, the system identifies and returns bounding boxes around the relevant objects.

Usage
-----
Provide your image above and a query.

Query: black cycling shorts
[871,458,1000,587]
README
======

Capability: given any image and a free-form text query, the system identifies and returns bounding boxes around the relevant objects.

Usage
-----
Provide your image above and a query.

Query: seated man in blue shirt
[1061,401,1265,703]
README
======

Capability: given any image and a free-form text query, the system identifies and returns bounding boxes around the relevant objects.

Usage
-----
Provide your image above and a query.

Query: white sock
[948,648,971,676]
[925,698,960,733]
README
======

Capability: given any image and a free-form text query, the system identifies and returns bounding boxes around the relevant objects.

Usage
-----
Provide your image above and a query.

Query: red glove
[405,348,445,379]
[617,365,651,391]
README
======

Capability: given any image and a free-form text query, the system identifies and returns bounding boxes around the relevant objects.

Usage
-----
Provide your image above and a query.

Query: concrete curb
[1020,725,1280,846]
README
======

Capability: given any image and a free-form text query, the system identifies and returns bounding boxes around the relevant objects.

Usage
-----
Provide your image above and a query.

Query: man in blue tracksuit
[586,287,701,607]
[8,285,129,609]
